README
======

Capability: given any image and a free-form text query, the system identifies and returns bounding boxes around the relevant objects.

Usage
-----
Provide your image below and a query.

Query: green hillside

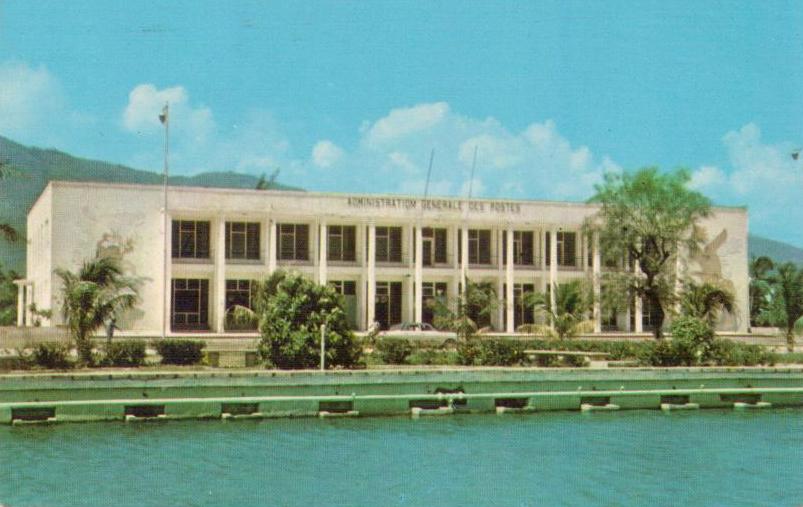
[748,234,803,265]
[0,135,299,274]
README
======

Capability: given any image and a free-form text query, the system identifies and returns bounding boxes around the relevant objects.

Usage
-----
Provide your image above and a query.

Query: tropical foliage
[586,167,711,339]
[429,279,498,340]
[679,281,734,328]
[523,280,593,340]
[763,262,803,352]
[0,265,19,326]
[749,256,775,327]
[257,271,361,369]
[55,255,139,365]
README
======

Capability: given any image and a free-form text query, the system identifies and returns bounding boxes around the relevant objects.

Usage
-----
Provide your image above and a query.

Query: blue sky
[1,1,802,246]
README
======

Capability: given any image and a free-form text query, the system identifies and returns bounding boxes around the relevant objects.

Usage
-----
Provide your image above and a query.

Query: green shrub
[153,339,205,365]
[407,349,459,366]
[258,272,362,369]
[375,338,414,364]
[458,339,525,366]
[31,342,72,369]
[670,316,715,366]
[104,340,146,367]
[563,354,588,367]
[707,339,773,366]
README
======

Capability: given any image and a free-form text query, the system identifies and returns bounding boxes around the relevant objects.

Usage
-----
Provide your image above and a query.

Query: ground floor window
[375,281,402,330]
[171,278,209,331]
[330,280,358,330]
[504,283,535,330]
[421,282,447,326]
[225,279,256,331]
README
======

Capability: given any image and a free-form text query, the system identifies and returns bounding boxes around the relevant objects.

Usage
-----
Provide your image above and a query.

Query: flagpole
[161,102,169,341]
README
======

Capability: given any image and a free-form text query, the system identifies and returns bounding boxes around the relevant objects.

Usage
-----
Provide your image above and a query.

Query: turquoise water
[1,409,802,507]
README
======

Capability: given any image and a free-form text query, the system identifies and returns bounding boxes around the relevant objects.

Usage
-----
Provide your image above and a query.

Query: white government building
[16,181,750,335]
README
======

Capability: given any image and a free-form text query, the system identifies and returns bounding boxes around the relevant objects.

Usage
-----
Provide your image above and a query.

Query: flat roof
[42,179,749,213]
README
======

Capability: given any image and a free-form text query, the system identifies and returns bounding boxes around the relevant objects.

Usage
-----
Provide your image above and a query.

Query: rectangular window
[172,220,210,259]
[421,282,448,325]
[329,280,357,296]
[421,227,448,265]
[503,231,535,265]
[375,226,403,263]
[278,223,309,261]
[545,231,577,267]
[375,281,403,329]
[171,278,209,330]
[468,229,492,265]
[558,232,576,267]
[224,279,256,331]
[225,222,260,260]
[512,283,536,328]
[328,225,357,262]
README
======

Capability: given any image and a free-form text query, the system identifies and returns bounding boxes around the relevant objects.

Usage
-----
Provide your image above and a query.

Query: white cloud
[122,84,213,142]
[0,61,78,146]
[689,165,726,190]
[311,140,344,168]
[691,123,803,245]
[362,102,450,147]
[331,102,616,201]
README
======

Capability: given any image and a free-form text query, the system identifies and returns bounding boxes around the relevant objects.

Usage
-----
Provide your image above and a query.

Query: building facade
[16,181,750,335]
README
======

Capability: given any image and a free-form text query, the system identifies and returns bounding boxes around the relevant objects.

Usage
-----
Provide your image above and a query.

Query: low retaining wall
[1,367,802,424]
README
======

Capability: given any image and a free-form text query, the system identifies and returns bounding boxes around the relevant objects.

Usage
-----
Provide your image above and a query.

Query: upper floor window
[226,222,260,260]
[376,226,403,263]
[546,231,577,267]
[278,223,309,261]
[172,220,210,259]
[328,225,356,262]
[421,227,448,265]
[503,231,535,265]
[459,229,492,265]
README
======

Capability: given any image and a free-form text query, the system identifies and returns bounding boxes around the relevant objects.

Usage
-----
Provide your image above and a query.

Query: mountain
[0,135,300,274]
[748,234,803,265]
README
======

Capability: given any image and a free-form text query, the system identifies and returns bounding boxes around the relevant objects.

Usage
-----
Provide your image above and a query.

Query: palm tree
[0,160,18,242]
[429,279,498,340]
[749,256,774,327]
[680,281,735,328]
[767,262,803,352]
[55,256,139,365]
[524,280,592,340]
[255,168,280,190]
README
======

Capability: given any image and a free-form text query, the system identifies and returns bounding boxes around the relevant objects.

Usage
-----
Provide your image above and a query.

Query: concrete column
[24,284,33,326]
[214,217,227,333]
[414,224,423,323]
[539,228,547,271]
[312,219,319,274]
[162,211,172,337]
[634,259,643,333]
[549,228,558,315]
[495,277,504,331]
[319,222,328,285]
[581,233,588,273]
[496,229,504,329]
[674,243,683,314]
[367,223,376,327]
[460,225,469,292]
[16,282,24,326]
[592,231,602,333]
[505,227,515,333]
[262,217,270,267]
[358,224,367,330]
[268,220,277,274]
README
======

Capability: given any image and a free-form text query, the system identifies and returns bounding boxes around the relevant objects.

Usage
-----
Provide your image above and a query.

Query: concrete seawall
[2,367,802,424]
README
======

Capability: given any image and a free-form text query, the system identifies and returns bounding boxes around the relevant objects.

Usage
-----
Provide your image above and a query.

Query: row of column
[162,215,640,335]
